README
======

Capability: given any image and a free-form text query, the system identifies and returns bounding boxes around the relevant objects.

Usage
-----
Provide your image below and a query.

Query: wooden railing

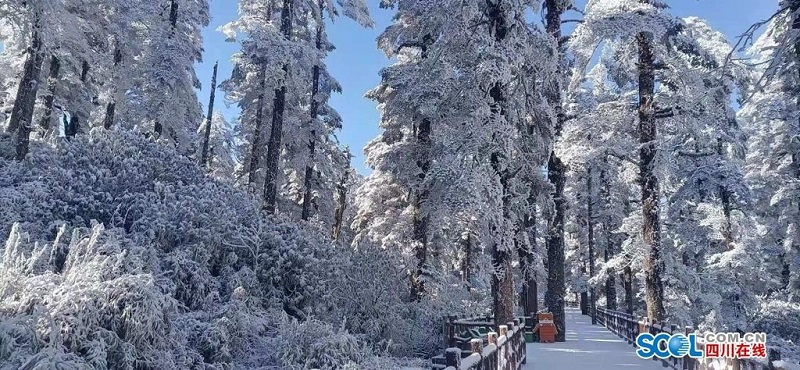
[594,307,792,370]
[433,317,527,370]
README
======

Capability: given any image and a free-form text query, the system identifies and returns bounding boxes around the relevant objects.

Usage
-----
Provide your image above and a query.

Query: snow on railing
[437,319,527,370]
[594,307,796,370]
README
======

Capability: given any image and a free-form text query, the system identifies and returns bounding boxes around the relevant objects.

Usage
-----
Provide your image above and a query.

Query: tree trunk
[409,32,432,297]
[169,0,179,29]
[580,291,588,315]
[200,61,218,168]
[103,47,123,129]
[518,208,538,316]
[637,30,666,322]
[263,0,294,213]
[65,61,91,140]
[410,118,432,301]
[587,166,597,323]
[544,0,567,342]
[38,55,61,137]
[9,8,44,160]
[462,231,473,290]
[65,116,79,139]
[301,2,325,221]
[486,0,514,330]
[601,158,617,310]
[331,167,349,241]
[247,66,268,187]
[604,246,617,310]
[545,155,567,339]
[714,139,735,250]
[622,265,634,315]
[790,0,800,292]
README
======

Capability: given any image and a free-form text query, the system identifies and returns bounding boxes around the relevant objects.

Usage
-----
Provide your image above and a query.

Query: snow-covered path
[524,307,665,370]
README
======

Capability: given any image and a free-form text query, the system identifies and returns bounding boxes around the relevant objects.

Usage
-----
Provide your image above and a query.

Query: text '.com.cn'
[636,332,768,360]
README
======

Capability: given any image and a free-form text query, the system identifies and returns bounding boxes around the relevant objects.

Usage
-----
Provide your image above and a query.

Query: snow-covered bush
[0,129,457,368]
[276,317,365,370]
[0,223,184,369]
[319,244,489,359]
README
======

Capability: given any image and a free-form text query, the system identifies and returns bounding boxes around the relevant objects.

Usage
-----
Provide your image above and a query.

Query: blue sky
[194,0,779,175]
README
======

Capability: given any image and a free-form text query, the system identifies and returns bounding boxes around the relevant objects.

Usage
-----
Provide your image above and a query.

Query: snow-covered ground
[525,308,666,370]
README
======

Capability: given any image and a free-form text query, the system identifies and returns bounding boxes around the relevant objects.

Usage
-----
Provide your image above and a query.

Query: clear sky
[193,0,779,175]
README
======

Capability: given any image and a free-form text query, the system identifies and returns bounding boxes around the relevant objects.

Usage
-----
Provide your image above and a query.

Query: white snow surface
[524,308,666,370]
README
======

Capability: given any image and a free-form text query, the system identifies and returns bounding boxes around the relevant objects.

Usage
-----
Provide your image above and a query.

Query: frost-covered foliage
[0,0,209,150]
[354,0,556,315]
[0,224,183,369]
[737,3,800,362]
[563,1,800,362]
[197,111,238,183]
[0,130,449,368]
[221,0,370,226]
[125,0,210,153]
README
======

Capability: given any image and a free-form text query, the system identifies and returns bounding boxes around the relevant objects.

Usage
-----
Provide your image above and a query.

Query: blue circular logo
[668,335,691,357]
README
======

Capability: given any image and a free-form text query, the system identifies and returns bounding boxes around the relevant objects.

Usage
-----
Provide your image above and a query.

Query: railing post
[444,315,455,349]
[470,338,482,354]
[445,348,461,368]
[481,331,500,370]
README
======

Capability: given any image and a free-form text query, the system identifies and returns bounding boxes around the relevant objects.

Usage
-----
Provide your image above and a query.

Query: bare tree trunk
[263,0,294,213]
[637,30,666,321]
[9,8,44,160]
[587,165,597,323]
[544,0,567,341]
[38,55,61,137]
[247,67,268,187]
[200,61,218,168]
[485,0,514,329]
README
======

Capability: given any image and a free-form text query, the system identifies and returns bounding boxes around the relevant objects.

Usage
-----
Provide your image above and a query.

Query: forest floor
[525,308,665,370]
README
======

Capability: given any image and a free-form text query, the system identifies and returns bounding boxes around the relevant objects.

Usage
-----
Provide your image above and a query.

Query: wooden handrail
[593,307,792,370]
[435,317,528,370]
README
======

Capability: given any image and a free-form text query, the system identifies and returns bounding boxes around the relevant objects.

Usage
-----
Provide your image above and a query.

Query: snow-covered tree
[197,111,237,182]
[221,0,370,227]
[738,2,800,357]
[122,0,209,154]
[355,0,557,326]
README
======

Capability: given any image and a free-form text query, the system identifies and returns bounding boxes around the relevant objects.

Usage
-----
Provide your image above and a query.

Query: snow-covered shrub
[0,223,184,369]
[320,244,488,359]
[276,317,365,370]
[0,130,438,368]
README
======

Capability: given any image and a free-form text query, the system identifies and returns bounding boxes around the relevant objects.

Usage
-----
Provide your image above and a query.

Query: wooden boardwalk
[525,307,665,370]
